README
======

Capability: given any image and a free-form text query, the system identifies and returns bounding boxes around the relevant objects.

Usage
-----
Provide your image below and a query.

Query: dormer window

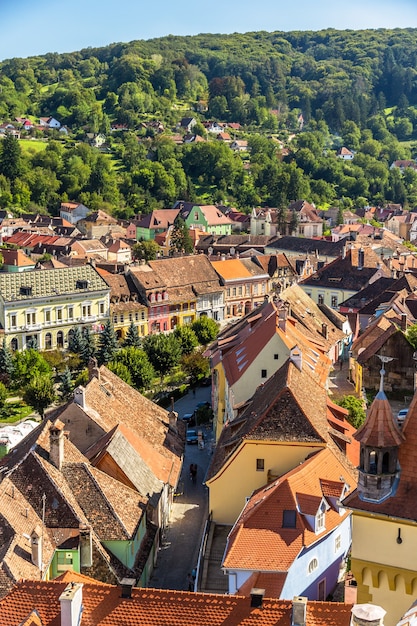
[20,286,32,296]
[316,502,326,533]
[282,510,296,528]
[76,279,88,289]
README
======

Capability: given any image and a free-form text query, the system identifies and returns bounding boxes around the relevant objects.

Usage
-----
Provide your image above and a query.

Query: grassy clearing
[0,401,35,425]
[19,139,48,155]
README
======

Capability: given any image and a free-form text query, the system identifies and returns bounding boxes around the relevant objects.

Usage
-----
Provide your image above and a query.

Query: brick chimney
[120,577,136,599]
[400,312,407,332]
[59,582,84,626]
[168,410,178,432]
[49,419,65,470]
[88,357,100,381]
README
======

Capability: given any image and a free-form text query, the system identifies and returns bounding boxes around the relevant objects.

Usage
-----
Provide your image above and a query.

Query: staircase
[199,524,231,594]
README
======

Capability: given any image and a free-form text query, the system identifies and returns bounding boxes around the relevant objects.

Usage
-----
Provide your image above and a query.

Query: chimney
[250,587,265,608]
[88,357,100,381]
[74,386,86,409]
[292,596,307,626]
[350,603,386,626]
[358,248,365,270]
[278,305,287,331]
[49,419,65,470]
[322,323,328,340]
[30,525,42,569]
[59,582,84,626]
[400,312,407,331]
[342,244,346,259]
[120,577,136,599]
[168,410,178,432]
[79,525,93,568]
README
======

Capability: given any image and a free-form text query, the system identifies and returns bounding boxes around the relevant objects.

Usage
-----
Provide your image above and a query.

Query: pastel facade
[211,257,269,319]
[0,265,110,351]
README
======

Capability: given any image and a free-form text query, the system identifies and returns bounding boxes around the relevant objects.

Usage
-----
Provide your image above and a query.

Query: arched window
[45,332,52,350]
[11,338,18,351]
[57,331,64,348]
[308,558,318,574]
[382,451,390,473]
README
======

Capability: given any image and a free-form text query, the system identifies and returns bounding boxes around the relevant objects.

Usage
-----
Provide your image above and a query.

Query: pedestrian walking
[190,463,197,483]
[187,573,194,591]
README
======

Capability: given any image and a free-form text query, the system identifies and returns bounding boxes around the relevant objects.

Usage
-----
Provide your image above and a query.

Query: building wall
[207,440,326,524]
[2,291,109,351]
[351,513,417,626]
[48,548,80,580]
[229,336,290,421]
[103,516,147,570]
[300,284,356,310]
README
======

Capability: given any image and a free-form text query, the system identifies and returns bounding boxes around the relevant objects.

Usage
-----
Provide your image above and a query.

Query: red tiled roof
[223,448,355,573]
[0,576,353,625]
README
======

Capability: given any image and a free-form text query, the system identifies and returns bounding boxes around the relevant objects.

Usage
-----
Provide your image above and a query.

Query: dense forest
[2,28,417,217]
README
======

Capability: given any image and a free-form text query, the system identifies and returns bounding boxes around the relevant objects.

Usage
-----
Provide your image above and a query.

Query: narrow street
[148,386,213,591]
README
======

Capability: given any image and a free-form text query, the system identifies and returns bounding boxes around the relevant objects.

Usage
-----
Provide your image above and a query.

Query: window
[261,283,266,294]
[256,458,264,471]
[227,288,231,297]
[316,503,326,532]
[129,313,133,322]
[274,354,279,360]
[45,333,52,350]
[318,294,324,305]
[232,287,237,297]
[99,302,105,315]
[113,315,118,324]
[120,314,124,323]
[10,314,17,329]
[45,309,51,324]
[56,308,63,321]
[68,306,74,320]
[76,279,88,289]
[238,286,243,296]
[261,369,267,378]
[334,534,341,552]
[331,295,338,308]
[308,558,318,574]
[26,312,36,326]
[282,510,296,528]
[245,284,250,296]
[20,286,32,296]
[135,312,139,321]
[253,284,258,295]
[82,304,91,318]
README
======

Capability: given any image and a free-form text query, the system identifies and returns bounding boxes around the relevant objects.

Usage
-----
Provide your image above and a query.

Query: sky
[1,0,417,61]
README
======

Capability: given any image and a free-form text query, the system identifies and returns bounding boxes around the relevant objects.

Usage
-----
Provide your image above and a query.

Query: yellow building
[98,270,148,340]
[0,264,110,350]
[343,370,417,626]
[206,357,355,525]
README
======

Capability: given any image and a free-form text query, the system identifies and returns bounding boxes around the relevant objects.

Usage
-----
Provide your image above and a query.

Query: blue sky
[1,0,417,61]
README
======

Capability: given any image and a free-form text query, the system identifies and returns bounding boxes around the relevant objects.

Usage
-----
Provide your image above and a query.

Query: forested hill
[3,28,417,128]
[2,29,417,216]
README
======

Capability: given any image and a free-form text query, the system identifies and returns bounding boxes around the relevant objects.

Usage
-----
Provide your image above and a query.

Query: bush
[336,395,366,428]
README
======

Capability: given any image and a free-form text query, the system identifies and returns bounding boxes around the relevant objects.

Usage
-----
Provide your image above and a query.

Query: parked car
[186,428,199,444]
[182,413,194,423]
[397,408,408,427]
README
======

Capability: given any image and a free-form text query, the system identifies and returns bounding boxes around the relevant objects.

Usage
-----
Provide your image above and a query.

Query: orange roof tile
[223,448,356,573]
[0,577,353,625]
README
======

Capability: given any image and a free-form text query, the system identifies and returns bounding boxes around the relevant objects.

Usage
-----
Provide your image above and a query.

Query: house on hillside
[223,447,355,601]
[59,201,90,225]
[287,200,324,238]
[77,210,121,238]
[135,209,179,241]
[175,201,235,236]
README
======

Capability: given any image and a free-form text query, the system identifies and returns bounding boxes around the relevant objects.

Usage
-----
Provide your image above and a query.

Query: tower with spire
[343,354,417,626]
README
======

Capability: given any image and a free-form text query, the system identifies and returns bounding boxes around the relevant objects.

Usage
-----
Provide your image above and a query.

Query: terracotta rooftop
[0,575,354,625]
[223,447,355,573]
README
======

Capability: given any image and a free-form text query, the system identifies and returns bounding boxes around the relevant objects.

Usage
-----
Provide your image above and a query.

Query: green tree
[132,240,160,261]
[173,325,198,355]
[23,373,56,417]
[123,321,141,348]
[58,366,73,401]
[406,323,417,349]
[97,320,118,366]
[68,326,84,354]
[336,395,366,429]
[107,361,133,386]
[191,317,219,345]
[170,216,193,254]
[80,327,96,365]
[13,349,51,388]
[0,381,7,410]
[0,132,23,181]
[111,346,154,390]
[181,349,210,385]
[143,333,181,382]
[0,339,14,384]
